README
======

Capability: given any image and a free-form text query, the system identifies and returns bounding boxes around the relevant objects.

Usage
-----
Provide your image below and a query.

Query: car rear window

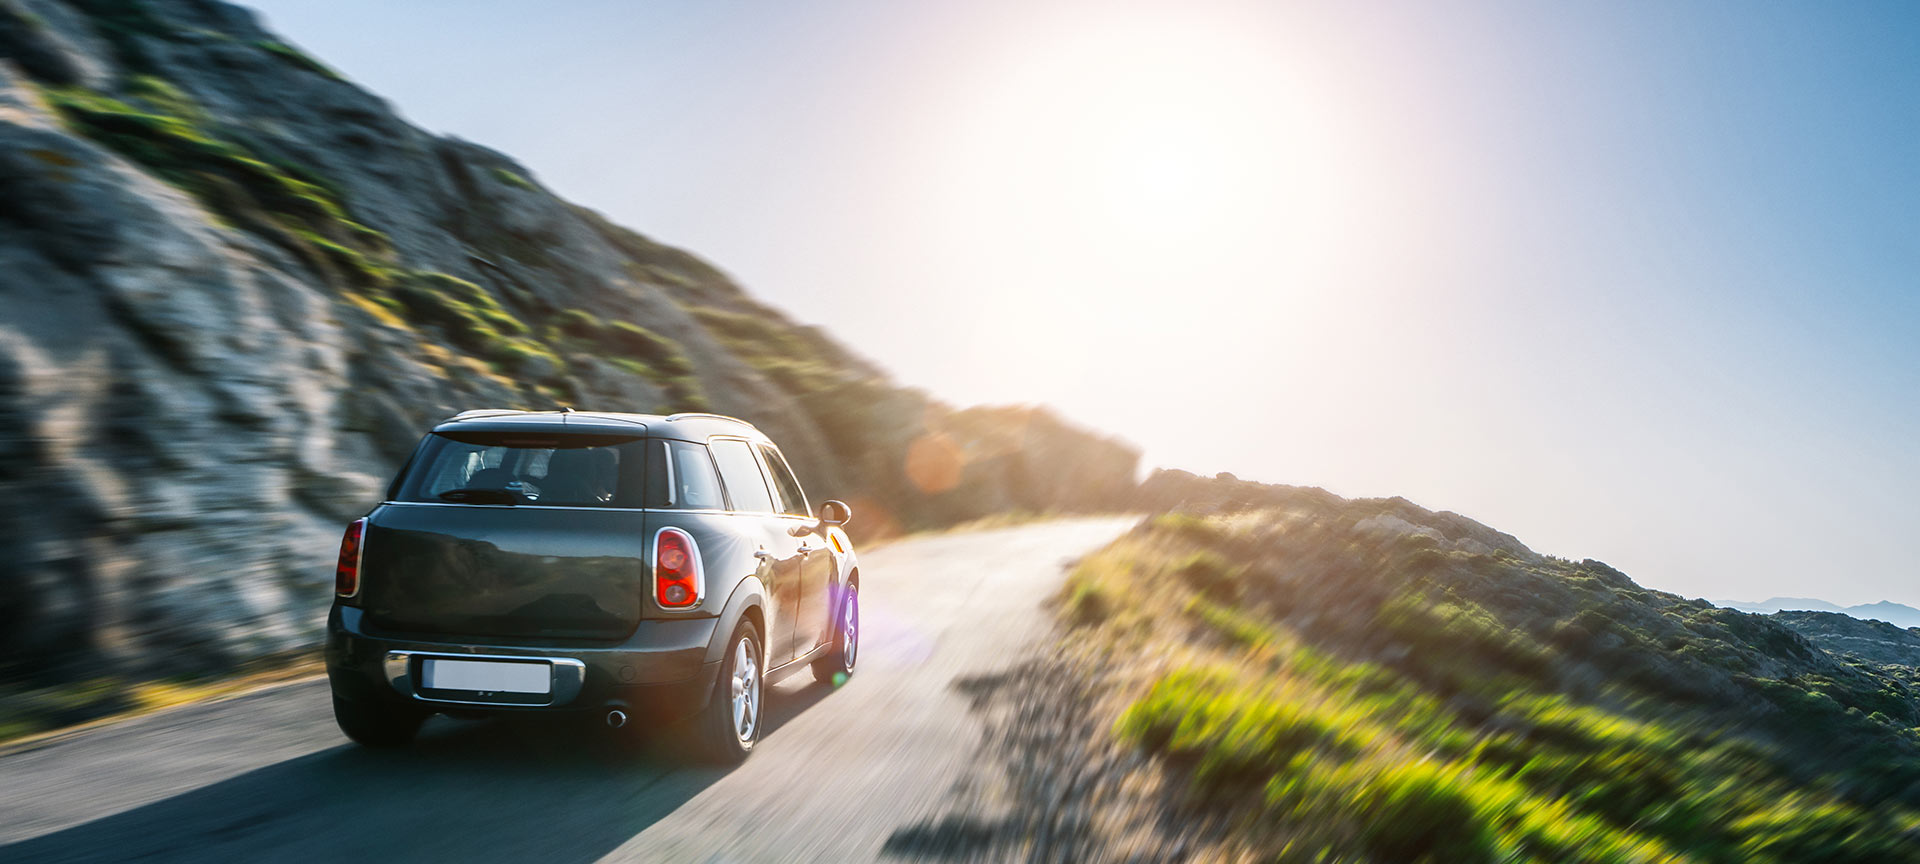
[394,431,647,507]
[644,439,726,510]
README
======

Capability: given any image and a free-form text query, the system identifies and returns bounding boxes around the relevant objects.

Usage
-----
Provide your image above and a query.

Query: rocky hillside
[0,0,1137,683]
[931,471,1920,861]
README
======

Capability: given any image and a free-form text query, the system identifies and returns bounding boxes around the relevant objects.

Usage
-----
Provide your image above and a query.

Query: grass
[382,271,566,380]
[491,167,536,191]
[0,650,322,750]
[1069,506,1920,863]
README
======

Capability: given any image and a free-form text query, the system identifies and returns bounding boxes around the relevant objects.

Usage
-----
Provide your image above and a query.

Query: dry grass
[0,650,323,752]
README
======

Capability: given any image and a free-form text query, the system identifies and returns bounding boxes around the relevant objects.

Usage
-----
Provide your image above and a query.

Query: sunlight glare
[955,17,1306,262]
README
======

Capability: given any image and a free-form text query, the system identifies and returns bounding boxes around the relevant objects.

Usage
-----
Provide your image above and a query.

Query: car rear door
[708,437,803,665]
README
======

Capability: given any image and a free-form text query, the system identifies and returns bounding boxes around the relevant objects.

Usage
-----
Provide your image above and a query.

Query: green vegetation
[37,81,393,288]
[0,652,322,747]
[490,167,536,191]
[35,74,712,405]
[380,271,565,380]
[548,307,704,408]
[1070,498,1920,863]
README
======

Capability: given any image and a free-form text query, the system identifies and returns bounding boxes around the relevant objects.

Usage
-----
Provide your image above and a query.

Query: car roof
[430,409,768,444]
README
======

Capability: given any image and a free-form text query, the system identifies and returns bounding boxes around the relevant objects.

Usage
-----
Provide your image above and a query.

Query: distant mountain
[1721,596,1846,614]
[1718,597,1920,629]
[1847,602,1920,630]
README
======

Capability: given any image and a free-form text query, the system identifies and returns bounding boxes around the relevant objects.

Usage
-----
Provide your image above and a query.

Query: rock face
[0,0,1137,681]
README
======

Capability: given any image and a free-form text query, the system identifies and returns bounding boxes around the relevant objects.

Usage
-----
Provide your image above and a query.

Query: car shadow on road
[1,678,840,864]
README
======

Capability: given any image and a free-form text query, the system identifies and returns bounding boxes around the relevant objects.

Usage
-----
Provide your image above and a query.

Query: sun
[938,14,1306,262]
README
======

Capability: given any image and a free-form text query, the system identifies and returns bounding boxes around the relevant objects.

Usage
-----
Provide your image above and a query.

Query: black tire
[812,579,859,683]
[332,696,425,748]
[690,619,763,764]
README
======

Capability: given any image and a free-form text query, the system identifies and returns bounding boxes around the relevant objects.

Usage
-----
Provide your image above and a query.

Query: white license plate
[420,659,551,694]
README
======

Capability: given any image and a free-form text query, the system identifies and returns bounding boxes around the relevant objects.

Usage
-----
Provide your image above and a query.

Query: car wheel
[332,696,426,748]
[691,619,763,764]
[812,580,858,683]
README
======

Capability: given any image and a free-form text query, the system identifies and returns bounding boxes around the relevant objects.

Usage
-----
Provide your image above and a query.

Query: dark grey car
[324,410,859,763]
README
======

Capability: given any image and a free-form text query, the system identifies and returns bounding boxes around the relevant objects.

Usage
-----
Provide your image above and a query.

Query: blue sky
[242,0,1918,606]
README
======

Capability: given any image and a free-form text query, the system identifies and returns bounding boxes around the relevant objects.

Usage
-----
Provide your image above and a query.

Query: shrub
[491,167,536,191]
[386,272,540,363]
[1116,668,1345,789]
[485,339,561,380]
[605,321,692,375]
[1173,551,1238,599]
[1342,761,1497,864]
[1735,795,1916,864]
[555,308,607,341]
[1063,578,1111,627]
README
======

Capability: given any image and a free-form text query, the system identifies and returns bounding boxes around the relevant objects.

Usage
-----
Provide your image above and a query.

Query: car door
[760,443,832,656]
[708,437,803,664]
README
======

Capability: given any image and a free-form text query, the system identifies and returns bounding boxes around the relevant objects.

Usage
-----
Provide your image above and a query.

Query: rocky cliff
[0,0,1138,681]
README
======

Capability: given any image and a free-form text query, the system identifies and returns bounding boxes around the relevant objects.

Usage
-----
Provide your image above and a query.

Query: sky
[241,0,1919,607]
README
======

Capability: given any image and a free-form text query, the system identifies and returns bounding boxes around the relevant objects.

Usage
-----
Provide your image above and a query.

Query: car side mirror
[818,499,852,528]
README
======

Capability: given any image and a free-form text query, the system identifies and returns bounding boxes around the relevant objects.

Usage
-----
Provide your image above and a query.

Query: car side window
[758,445,809,517]
[709,438,777,514]
[646,440,725,509]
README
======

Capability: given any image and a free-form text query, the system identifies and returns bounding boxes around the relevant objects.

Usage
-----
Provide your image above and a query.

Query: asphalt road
[0,517,1134,864]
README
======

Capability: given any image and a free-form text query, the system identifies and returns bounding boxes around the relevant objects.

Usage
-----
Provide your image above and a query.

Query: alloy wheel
[730,635,760,743]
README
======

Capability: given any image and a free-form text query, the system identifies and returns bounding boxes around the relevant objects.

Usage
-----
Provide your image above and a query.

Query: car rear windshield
[394,431,648,507]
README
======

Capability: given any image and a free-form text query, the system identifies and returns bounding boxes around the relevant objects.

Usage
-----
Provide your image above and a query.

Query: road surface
[0,518,1133,864]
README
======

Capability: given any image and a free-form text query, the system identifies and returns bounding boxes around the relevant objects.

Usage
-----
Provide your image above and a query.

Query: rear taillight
[654,528,703,609]
[335,518,366,598]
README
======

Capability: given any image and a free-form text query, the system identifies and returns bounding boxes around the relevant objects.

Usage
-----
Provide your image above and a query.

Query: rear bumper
[325,605,720,721]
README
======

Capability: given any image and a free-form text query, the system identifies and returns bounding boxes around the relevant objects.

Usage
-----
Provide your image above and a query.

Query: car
[323,409,859,762]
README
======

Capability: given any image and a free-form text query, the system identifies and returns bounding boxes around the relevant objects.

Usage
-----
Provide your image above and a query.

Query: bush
[485,339,561,380]
[605,321,692,375]
[490,167,536,191]
[555,308,607,340]
[385,272,548,373]
[1116,668,1345,789]
[1343,761,1497,864]
[1063,579,1111,628]
[1173,551,1238,599]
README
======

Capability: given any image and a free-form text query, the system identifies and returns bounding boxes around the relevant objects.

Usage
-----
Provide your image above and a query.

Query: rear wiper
[437,488,523,505]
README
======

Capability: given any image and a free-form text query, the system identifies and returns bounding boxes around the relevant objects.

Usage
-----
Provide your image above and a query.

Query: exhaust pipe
[606,709,628,729]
